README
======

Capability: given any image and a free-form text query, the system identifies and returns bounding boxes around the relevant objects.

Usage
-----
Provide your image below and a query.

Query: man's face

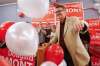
[56,7,66,23]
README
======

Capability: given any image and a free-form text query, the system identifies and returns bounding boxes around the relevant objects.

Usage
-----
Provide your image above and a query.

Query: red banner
[0,48,35,66]
[91,56,100,66]
[86,18,100,66]
[86,18,100,46]
[64,2,84,20]
[32,2,84,27]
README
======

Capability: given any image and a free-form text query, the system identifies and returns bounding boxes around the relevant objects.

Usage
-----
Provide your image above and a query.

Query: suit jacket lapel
[57,19,68,41]
[56,22,60,43]
[64,19,68,36]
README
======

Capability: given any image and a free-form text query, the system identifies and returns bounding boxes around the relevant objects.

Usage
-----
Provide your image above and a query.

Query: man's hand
[73,22,84,32]
[66,16,84,32]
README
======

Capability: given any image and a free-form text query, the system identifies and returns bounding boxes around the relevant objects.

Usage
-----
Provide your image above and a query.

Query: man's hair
[53,3,66,10]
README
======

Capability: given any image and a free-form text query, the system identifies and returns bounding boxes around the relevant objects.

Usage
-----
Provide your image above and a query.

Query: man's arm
[65,17,90,66]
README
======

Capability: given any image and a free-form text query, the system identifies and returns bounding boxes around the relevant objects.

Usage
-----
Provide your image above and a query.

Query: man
[49,3,90,66]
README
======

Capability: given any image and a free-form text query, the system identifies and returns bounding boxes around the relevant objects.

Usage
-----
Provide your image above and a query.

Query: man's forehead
[56,7,64,12]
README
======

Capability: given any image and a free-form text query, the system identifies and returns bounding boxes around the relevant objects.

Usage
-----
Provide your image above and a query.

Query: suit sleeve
[74,20,90,66]
[66,17,90,66]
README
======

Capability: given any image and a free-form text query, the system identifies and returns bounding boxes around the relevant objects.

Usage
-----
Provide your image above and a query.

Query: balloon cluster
[0,21,14,42]
[45,44,64,65]
[18,0,49,18]
[4,0,50,56]
[5,22,39,56]
[40,44,67,66]
[0,0,50,66]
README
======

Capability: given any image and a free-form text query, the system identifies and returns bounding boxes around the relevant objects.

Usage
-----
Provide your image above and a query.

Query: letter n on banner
[64,2,84,20]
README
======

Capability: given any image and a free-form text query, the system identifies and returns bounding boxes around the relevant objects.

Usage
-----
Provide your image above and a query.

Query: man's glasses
[55,10,64,13]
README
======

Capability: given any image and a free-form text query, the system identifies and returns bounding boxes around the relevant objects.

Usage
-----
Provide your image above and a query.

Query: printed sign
[86,18,100,66]
[0,48,35,66]
[64,2,84,19]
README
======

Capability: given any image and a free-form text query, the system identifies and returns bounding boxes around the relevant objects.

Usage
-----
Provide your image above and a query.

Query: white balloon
[58,60,67,66]
[6,22,39,56]
[18,0,49,18]
[41,61,57,66]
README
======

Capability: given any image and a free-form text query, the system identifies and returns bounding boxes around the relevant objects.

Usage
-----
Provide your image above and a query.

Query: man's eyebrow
[56,10,64,12]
